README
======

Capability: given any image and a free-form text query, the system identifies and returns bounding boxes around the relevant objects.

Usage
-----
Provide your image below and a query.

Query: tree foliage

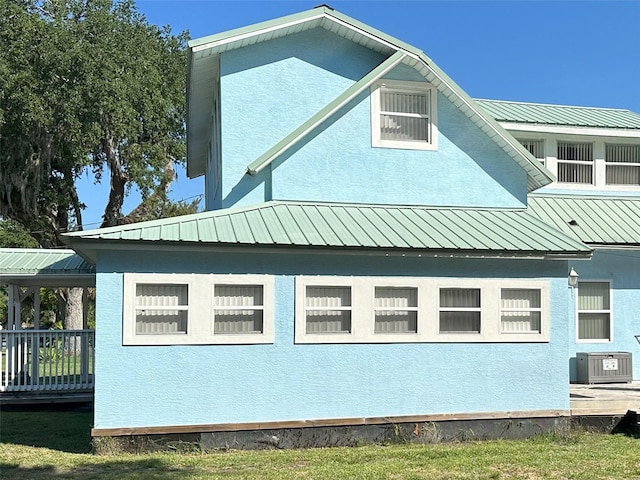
[0,0,190,246]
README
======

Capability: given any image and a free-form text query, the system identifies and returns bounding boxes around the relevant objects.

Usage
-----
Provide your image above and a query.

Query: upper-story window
[606,144,640,185]
[371,80,437,150]
[518,139,545,165]
[557,142,593,184]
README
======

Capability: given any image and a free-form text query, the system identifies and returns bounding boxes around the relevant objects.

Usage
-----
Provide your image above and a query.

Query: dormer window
[517,139,545,165]
[605,144,640,185]
[371,80,437,150]
[557,142,593,184]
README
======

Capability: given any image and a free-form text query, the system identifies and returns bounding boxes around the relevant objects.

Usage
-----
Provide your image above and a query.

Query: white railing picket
[1,330,94,393]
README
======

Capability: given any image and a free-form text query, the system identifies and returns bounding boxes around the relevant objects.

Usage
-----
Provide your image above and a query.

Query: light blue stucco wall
[569,250,640,381]
[94,249,571,430]
[217,28,528,210]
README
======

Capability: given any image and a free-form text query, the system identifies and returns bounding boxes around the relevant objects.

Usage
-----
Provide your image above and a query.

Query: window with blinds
[500,289,541,333]
[305,286,352,334]
[374,287,418,334]
[605,144,640,185]
[213,285,264,334]
[557,142,593,184]
[439,288,481,334]
[577,282,611,341]
[124,274,274,346]
[518,139,545,164]
[371,80,437,150]
[135,284,188,334]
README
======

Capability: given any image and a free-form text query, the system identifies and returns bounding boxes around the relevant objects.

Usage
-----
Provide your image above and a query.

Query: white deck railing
[1,330,94,393]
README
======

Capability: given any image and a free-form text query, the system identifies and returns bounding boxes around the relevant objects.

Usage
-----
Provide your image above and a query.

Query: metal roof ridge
[476,98,636,113]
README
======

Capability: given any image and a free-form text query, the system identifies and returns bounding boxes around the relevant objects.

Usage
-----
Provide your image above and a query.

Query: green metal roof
[187,6,554,192]
[528,195,640,246]
[0,248,95,286]
[476,99,640,130]
[64,201,590,260]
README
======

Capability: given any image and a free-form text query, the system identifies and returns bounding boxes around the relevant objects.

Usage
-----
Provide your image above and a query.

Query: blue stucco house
[64,6,639,448]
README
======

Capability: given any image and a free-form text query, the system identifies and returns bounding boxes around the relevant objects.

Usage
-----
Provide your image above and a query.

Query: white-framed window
[305,286,352,334]
[370,79,437,150]
[295,276,549,344]
[517,139,545,165]
[123,274,274,345]
[213,284,264,335]
[577,281,612,342]
[134,284,189,335]
[438,288,481,334]
[500,288,542,334]
[557,142,593,184]
[374,287,418,334]
[605,144,640,185]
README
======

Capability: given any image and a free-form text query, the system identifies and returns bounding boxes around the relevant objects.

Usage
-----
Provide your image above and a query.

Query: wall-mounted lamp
[568,268,579,288]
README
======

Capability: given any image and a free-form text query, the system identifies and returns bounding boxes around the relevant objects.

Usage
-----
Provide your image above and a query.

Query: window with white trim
[305,286,352,334]
[577,281,611,341]
[557,142,593,184]
[605,144,640,185]
[374,287,418,334]
[439,288,481,334]
[295,276,549,343]
[517,139,545,165]
[371,80,437,150]
[123,274,274,345]
[213,285,264,335]
[135,284,189,335]
[500,288,541,334]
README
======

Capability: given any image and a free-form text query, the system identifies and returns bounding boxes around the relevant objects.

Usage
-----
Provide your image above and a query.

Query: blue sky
[79,0,640,228]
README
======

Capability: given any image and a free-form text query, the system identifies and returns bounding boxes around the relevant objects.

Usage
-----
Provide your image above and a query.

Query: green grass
[1,407,640,479]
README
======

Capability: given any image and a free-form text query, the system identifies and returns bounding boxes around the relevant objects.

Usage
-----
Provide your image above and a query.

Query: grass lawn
[1,406,639,479]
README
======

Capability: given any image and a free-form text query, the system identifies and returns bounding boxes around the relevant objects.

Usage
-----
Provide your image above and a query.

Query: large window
[577,281,611,342]
[606,144,640,185]
[295,277,549,343]
[371,80,437,150]
[124,274,274,345]
[557,142,593,184]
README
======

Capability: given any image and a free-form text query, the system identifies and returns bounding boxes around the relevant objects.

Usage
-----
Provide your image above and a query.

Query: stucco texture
[94,249,571,430]
[217,28,528,210]
[568,249,640,381]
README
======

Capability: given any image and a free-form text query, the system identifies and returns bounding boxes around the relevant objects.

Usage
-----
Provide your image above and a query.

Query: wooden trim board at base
[91,409,570,437]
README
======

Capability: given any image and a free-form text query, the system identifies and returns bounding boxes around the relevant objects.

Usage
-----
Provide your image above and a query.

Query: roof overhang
[0,274,95,288]
[497,122,640,138]
[63,201,592,263]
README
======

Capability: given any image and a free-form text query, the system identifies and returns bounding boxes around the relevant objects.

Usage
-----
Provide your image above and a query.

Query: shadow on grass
[0,459,197,480]
[1,402,93,453]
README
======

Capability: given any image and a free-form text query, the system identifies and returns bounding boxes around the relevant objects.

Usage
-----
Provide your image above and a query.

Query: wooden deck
[571,381,640,416]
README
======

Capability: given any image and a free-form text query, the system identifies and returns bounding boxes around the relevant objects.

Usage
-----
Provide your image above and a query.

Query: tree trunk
[64,287,84,356]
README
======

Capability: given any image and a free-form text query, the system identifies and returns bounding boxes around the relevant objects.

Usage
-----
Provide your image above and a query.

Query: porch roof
[0,248,95,287]
[64,201,591,261]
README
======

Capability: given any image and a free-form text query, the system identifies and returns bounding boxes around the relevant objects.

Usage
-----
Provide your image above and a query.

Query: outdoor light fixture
[568,268,579,288]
